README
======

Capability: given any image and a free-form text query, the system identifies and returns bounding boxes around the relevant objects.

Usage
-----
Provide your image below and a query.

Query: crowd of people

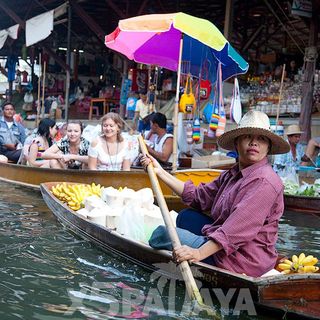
[0,101,174,170]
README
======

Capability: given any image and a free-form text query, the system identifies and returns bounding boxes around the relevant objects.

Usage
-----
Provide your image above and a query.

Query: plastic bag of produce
[84,195,107,211]
[116,204,147,243]
[87,208,107,227]
[101,187,124,208]
[136,188,154,210]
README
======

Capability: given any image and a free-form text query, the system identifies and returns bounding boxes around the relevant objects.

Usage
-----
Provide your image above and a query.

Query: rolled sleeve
[205,178,281,255]
[181,176,221,212]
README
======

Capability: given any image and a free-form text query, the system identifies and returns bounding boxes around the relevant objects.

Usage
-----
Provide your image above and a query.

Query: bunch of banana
[278,253,319,274]
[51,182,104,211]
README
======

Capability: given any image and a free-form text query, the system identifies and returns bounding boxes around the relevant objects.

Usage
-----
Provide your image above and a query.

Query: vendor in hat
[141,110,290,277]
[273,124,304,173]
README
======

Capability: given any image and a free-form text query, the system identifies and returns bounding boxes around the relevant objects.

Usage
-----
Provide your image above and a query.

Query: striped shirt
[181,157,284,277]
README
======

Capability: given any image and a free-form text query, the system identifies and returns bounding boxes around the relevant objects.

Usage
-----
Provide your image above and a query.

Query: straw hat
[285,124,303,136]
[218,110,290,155]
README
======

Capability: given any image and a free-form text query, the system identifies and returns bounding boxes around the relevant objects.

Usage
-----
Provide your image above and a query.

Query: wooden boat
[1,161,319,214]
[284,194,320,215]
[41,181,320,320]
[0,162,221,211]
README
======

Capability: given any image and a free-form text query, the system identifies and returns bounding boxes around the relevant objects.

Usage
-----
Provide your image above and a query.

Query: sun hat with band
[285,124,303,136]
[218,110,290,155]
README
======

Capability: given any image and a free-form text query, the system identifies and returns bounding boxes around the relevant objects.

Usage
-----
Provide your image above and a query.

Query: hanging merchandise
[179,74,196,113]
[216,64,226,137]
[186,122,193,144]
[216,109,226,137]
[200,60,211,100]
[192,74,202,143]
[208,111,219,138]
[208,64,223,137]
[192,118,201,142]
[230,78,242,124]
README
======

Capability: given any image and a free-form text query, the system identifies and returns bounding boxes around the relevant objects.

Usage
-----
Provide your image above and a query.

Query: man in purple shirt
[141,110,290,277]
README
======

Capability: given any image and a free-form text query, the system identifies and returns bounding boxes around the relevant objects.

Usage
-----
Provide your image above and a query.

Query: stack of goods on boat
[51,183,176,243]
[283,178,320,197]
[277,253,319,274]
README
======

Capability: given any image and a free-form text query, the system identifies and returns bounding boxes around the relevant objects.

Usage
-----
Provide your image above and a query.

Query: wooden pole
[41,61,46,119]
[36,53,41,126]
[276,63,286,127]
[223,0,233,39]
[64,3,72,122]
[138,136,206,307]
[172,34,184,172]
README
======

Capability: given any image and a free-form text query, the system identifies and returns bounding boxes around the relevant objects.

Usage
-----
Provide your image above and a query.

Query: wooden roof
[0,0,318,61]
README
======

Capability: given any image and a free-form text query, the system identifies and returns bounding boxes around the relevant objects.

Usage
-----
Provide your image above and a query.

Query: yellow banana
[283,259,292,266]
[301,255,314,265]
[292,255,298,263]
[303,257,318,266]
[278,263,291,271]
[298,253,306,264]
[281,269,291,275]
[302,266,319,273]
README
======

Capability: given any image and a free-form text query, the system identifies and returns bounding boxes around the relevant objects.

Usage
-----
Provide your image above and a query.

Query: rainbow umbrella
[105,12,248,81]
[105,12,249,170]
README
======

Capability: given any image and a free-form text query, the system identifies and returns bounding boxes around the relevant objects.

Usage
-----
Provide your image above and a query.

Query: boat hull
[284,194,320,215]
[40,182,320,319]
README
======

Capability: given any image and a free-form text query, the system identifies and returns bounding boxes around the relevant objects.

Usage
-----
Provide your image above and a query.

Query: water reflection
[0,181,319,319]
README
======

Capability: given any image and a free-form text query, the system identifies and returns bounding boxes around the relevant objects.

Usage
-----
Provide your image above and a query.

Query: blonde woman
[42,120,89,169]
[88,112,131,171]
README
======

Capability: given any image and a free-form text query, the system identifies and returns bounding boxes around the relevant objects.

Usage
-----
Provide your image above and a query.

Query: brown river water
[0,181,319,319]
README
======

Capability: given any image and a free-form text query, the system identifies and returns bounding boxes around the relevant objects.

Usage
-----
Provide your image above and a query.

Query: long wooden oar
[138,135,216,313]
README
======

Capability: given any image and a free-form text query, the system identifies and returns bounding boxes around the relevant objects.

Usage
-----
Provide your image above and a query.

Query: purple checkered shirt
[181,157,284,277]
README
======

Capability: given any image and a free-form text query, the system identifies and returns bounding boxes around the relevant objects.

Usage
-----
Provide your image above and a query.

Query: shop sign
[131,69,148,92]
[291,0,312,18]
[120,79,132,105]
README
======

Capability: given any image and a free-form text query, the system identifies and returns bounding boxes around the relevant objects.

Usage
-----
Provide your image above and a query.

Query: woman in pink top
[141,111,290,277]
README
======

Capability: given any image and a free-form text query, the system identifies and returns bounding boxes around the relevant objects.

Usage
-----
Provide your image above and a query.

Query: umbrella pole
[36,53,41,127]
[172,34,184,172]
[276,63,286,128]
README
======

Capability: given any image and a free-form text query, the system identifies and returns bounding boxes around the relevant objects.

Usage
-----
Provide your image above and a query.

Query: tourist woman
[27,118,58,167]
[42,120,89,169]
[141,110,290,277]
[88,112,131,171]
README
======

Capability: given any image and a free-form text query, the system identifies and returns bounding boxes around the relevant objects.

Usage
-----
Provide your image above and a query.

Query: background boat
[0,162,221,211]
[2,161,319,214]
[40,181,320,320]
[284,194,320,214]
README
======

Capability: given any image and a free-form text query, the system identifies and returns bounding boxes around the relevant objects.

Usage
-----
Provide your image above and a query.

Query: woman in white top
[88,112,131,171]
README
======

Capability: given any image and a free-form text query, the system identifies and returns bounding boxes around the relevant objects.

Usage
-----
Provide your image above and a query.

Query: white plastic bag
[230,78,242,124]
[116,204,147,243]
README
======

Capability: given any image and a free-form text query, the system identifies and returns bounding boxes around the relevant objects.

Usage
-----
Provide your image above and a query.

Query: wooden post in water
[299,9,318,143]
